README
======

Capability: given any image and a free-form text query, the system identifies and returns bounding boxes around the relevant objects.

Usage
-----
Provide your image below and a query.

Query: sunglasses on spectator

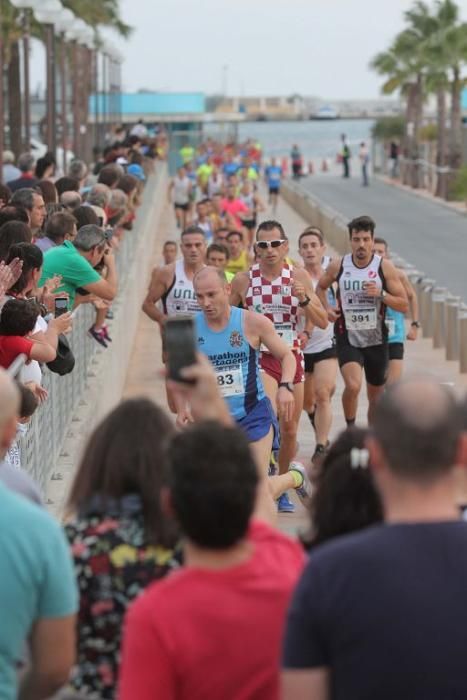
[256,239,286,250]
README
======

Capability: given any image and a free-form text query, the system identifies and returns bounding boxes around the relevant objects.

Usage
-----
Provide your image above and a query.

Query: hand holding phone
[164,317,197,384]
[54,296,69,317]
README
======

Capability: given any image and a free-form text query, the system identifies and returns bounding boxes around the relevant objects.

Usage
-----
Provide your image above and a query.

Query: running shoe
[268,450,278,477]
[311,441,330,465]
[101,324,113,342]
[288,461,312,506]
[277,491,295,513]
[105,308,114,320]
[88,326,108,348]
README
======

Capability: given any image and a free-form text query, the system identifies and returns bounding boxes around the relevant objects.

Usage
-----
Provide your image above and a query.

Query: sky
[28,0,467,100]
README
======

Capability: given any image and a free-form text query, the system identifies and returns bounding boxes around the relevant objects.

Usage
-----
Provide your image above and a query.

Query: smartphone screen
[164,316,197,383]
[54,296,68,317]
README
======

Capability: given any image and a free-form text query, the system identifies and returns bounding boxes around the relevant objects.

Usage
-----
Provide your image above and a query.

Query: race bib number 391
[345,308,377,331]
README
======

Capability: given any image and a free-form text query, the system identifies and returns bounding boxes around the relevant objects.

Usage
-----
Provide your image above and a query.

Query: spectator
[67,159,88,189]
[86,183,112,211]
[36,211,77,253]
[65,398,181,698]
[6,152,38,192]
[10,188,46,236]
[0,182,12,208]
[0,221,32,261]
[0,205,29,227]
[73,205,99,230]
[107,189,128,228]
[2,150,20,184]
[283,379,467,700]
[55,176,80,197]
[35,152,56,180]
[60,190,82,211]
[0,298,56,368]
[4,381,38,471]
[0,368,77,700]
[119,360,305,700]
[303,427,383,549]
[162,240,178,265]
[39,224,118,309]
[36,179,58,205]
[98,164,124,189]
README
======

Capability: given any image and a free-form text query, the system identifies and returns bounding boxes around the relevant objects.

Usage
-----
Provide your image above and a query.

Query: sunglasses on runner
[256,239,285,250]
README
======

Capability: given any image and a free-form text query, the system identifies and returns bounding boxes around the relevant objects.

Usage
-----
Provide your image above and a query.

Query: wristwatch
[411,321,421,328]
[298,295,311,308]
[278,382,294,393]
[381,290,387,300]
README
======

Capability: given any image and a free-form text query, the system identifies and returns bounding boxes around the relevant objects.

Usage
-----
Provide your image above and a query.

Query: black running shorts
[389,342,404,361]
[304,346,337,374]
[337,342,388,387]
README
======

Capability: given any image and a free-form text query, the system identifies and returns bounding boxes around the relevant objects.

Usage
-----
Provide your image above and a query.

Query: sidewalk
[123,188,467,538]
[376,174,467,218]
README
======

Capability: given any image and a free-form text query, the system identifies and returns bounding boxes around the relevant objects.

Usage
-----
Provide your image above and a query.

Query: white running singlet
[162,260,202,316]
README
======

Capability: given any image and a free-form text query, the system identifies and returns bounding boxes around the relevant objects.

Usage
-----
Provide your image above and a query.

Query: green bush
[371,116,406,140]
[450,166,467,202]
[419,123,438,142]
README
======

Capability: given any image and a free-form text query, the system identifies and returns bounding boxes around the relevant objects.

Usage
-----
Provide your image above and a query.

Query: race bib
[261,323,295,351]
[216,366,244,397]
[385,318,396,337]
[345,308,377,331]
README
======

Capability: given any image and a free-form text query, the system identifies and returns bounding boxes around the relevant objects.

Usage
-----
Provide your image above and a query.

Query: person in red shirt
[119,358,305,700]
[0,298,56,369]
[221,183,251,230]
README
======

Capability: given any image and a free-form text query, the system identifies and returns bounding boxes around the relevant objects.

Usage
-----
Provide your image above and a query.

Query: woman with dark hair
[36,179,58,205]
[34,152,56,180]
[64,398,180,699]
[0,221,32,261]
[304,427,383,549]
[73,204,100,229]
[0,182,12,207]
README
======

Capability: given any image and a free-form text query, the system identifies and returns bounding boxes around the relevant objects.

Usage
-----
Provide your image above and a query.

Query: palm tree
[1,0,25,156]
[62,0,132,37]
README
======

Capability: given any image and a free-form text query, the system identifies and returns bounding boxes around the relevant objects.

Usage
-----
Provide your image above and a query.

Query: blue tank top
[195,306,265,421]
[385,307,405,344]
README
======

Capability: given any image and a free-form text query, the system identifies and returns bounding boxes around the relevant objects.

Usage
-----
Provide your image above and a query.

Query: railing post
[419,278,435,338]
[432,287,447,349]
[445,297,461,361]
[459,307,467,373]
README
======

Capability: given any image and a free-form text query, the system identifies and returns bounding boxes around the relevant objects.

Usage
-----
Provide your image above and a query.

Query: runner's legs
[313,358,337,445]
[387,359,404,385]
[278,382,304,475]
[340,362,363,423]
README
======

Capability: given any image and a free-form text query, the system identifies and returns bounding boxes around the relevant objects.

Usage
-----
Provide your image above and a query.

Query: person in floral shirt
[64,398,181,699]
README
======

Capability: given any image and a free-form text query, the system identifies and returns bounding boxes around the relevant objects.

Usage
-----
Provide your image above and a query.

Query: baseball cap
[127,163,146,181]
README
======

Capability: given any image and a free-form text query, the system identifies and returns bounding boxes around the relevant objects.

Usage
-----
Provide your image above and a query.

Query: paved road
[297,175,467,301]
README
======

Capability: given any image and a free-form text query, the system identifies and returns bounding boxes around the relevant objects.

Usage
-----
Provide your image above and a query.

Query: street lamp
[9,0,39,152]
[54,7,75,172]
[33,0,63,157]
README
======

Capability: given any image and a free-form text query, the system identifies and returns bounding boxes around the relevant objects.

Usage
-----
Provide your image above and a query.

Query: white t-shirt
[19,315,48,385]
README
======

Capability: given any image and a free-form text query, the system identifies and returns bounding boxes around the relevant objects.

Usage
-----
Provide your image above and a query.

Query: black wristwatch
[278,382,294,393]
[298,295,311,308]
[411,321,421,328]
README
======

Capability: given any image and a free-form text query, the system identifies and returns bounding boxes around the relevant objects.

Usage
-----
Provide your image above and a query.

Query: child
[0,298,56,369]
[5,382,39,469]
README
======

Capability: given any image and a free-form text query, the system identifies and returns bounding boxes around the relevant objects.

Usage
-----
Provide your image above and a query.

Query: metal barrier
[281,179,467,376]
[8,164,164,496]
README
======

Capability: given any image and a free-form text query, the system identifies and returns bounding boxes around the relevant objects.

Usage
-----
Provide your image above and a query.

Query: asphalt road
[297,175,467,301]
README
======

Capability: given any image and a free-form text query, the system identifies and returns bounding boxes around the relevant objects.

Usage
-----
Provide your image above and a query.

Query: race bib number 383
[216,366,244,397]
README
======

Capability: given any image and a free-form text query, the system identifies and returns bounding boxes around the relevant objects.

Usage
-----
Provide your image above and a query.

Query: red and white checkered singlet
[245,263,300,352]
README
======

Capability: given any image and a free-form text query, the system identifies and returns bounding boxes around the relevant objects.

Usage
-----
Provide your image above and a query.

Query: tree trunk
[411,73,424,189]
[449,68,463,169]
[7,40,22,157]
[402,83,417,186]
[435,86,448,199]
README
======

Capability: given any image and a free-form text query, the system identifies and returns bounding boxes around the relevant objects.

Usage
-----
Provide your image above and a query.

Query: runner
[297,227,338,465]
[317,216,408,424]
[181,267,311,506]
[206,242,235,282]
[225,230,252,276]
[167,166,192,230]
[142,225,207,411]
[162,240,178,265]
[239,180,265,249]
[373,236,420,384]
[231,219,327,513]
[220,183,251,230]
[194,199,214,244]
[264,157,282,215]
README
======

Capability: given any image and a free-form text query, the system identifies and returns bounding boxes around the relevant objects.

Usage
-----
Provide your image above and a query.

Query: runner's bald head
[372,378,462,483]
[194,265,227,289]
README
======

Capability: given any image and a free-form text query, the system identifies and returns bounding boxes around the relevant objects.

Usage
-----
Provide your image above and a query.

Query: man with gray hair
[60,190,82,211]
[7,152,38,192]
[86,183,112,210]
[10,187,46,235]
[0,369,77,700]
[67,159,88,189]
[2,150,20,184]
[39,223,118,309]
[283,378,467,700]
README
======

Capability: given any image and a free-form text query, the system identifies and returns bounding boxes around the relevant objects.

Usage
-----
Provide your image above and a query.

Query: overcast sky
[28,0,467,100]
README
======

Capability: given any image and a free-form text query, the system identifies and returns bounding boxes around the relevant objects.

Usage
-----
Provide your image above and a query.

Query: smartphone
[164,316,197,383]
[54,296,68,317]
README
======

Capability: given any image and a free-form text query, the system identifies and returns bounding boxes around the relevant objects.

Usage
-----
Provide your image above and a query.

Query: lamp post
[54,7,75,173]
[66,19,92,159]
[33,0,63,157]
[9,0,39,152]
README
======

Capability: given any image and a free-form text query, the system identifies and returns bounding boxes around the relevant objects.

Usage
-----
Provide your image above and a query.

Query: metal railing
[6,164,164,496]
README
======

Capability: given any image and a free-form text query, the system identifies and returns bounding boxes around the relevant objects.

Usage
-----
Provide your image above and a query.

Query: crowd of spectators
[0,126,155,504]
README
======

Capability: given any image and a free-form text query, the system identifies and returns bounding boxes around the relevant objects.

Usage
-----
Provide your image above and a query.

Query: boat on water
[309,105,339,120]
